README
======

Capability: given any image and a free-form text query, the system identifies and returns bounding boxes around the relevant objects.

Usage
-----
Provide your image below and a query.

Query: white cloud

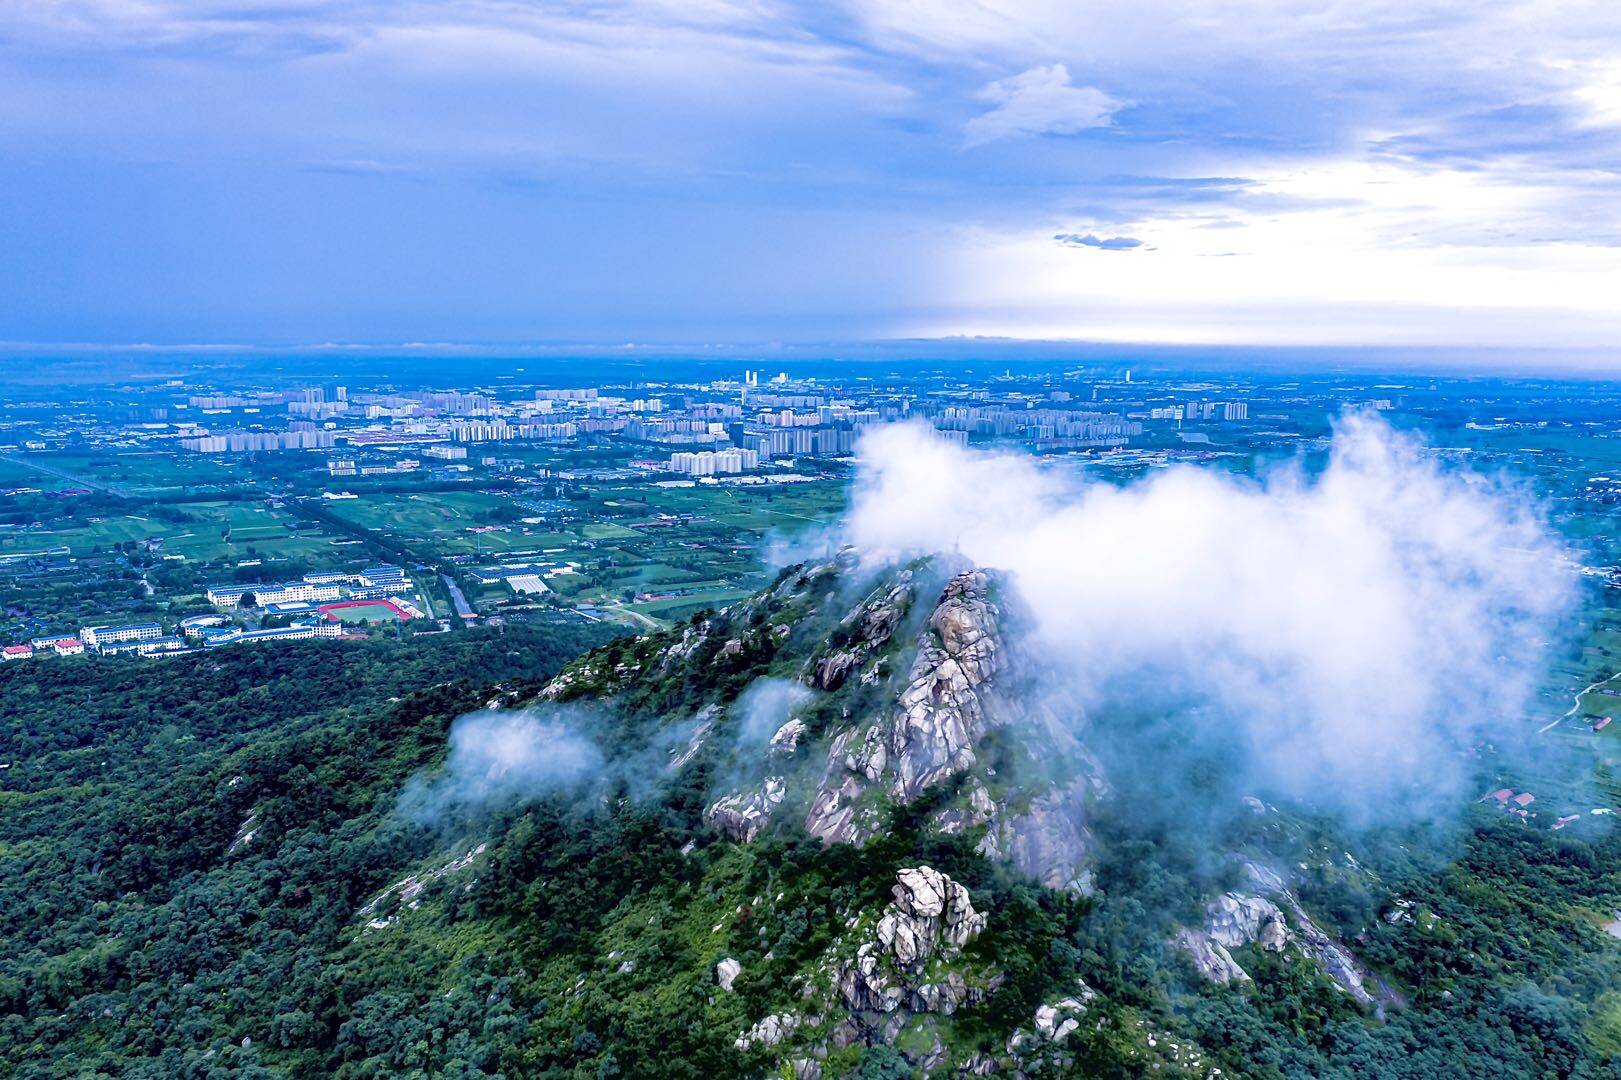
[1566,58,1621,128]
[963,63,1123,146]
[8,0,1621,349]
[398,708,604,821]
[922,156,1621,347]
[845,417,1577,813]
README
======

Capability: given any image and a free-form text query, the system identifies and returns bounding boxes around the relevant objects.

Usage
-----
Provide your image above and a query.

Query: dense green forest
[6,586,1621,1078]
[0,626,622,1077]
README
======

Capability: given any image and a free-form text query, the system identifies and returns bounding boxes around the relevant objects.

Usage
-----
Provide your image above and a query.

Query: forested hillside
[5,564,1621,1079]
[0,624,619,1077]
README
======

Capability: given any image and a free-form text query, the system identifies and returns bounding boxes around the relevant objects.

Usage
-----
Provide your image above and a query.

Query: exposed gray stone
[1177,928,1250,983]
[834,866,993,1017]
[734,1011,801,1051]
[706,776,786,842]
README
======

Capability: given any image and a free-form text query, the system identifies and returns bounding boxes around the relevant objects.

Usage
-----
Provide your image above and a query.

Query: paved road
[441,574,476,619]
[1540,670,1621,733]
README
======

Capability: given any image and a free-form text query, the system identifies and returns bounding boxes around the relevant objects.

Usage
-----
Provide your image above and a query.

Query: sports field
[319,599,412,623]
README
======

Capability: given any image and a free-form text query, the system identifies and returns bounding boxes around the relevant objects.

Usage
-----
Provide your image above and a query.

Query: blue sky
[4,1,1621,350]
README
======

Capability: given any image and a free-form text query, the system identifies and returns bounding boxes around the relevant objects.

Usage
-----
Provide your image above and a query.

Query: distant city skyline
[5,2,1621,354]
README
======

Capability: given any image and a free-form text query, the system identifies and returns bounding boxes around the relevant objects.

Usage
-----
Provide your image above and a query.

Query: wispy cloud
[963,64,1124,147]
[846,417,1578,816]
[1054,232,1147,251]
[5,2,1621,349]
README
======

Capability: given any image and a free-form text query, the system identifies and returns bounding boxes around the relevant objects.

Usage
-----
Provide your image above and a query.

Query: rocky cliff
[521,553,1401,1077]
[800,569,1098,898]
[1177,860,1377,1005]
[735,865,1004,1070]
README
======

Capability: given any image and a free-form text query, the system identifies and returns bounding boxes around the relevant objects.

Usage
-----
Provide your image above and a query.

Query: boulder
[706,777,786,842]
[1206,892,1290,952]
[734,1011,800,1050]
[1177,928,1250,983]
[1180,862,1377,1005]
[770,718,808,754]
[834,866,992,1017]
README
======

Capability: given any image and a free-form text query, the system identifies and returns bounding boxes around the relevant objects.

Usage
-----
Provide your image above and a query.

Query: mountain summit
[10,553,1617,1078]
[519,553,1402,1075]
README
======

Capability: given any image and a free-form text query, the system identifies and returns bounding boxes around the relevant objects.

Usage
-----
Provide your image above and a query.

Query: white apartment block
[668,447,760,476]
[79,623,164,648]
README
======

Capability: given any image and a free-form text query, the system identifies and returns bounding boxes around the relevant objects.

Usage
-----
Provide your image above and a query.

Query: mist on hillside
[397,708,605,824]
[843,414,1580,820]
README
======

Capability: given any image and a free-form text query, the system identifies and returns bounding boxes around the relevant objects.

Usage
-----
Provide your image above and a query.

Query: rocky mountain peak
[888,570,1002,802]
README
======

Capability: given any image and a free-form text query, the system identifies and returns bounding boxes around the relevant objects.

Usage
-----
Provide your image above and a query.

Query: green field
[626,587,757,619]
[0,457,853,635]
[2,450,250,496]
[578,522,641,540]
[294,479,849,628]
[0,457,71,492]
[603,481,848,532]
[0,501,340,563]
[322,490,567,554]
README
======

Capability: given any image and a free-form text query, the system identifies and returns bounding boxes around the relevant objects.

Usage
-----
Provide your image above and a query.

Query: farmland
[0,501,341,563]
[1,450,250,497]
[304,478,846,626]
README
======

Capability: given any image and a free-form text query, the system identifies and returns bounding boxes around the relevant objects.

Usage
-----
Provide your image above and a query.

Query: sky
[4,1,1621,352]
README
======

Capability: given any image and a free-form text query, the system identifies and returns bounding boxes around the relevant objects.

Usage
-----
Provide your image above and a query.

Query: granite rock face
[803,569,1096,900]
[705,776,786,843]
[994,779,1094,894]
[1177,928,1251,984]
[770,718,808,755]
[1206,892,1290,953]
[734,866,1002,1071]
[1179,863,1376,1004]
[807,572,915,691]
[806,571,1006,843]
[888,571,1001,802]
[734,1011,800,1051]
[835,866,993,1017]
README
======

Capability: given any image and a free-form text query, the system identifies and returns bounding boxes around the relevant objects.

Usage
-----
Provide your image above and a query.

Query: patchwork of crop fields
[2,450,250,496]
[0,501,340,562]
[0,440,852,633]
[310,479,853,626]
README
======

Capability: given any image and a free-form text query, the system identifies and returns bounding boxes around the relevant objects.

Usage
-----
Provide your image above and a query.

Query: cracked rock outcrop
[1206,892,1290,953]
[770,718,808,755]
[1179,863,1376,1004]
[808,572,914,691]
[732,867,999,1071]
[705,777,785,842]
[834,866,993,1016]
[1177,928,1250,984]
[803,568,1098,904]
[889,571,1000,801]
[806,571,1005,845]
[734,1011,800,1050]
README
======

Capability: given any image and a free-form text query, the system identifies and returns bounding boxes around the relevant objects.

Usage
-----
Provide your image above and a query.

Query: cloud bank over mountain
[845,417,1578,809]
